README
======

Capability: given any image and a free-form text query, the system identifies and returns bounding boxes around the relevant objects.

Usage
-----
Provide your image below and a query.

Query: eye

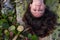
[33,9,36,11]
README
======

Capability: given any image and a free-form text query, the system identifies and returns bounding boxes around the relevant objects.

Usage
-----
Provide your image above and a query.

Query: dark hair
[22,0,57,38]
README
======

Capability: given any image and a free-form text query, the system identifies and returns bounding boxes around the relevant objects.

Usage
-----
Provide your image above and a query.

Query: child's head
[23,0,57,38]
[30,0,46,18]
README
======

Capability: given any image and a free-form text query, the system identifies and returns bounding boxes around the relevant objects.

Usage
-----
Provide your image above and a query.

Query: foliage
[0,0,60,40]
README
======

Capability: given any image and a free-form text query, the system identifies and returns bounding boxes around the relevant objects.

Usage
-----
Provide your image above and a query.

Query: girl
[23,0,57,40]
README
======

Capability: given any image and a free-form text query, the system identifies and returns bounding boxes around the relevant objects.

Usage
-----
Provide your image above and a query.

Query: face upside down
[22,0,57,38]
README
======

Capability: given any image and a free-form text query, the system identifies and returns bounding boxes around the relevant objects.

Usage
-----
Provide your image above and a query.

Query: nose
[36,6,41,11]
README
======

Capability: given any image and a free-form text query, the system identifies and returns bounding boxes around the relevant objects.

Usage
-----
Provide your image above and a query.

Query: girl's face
[30,0,46,18]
